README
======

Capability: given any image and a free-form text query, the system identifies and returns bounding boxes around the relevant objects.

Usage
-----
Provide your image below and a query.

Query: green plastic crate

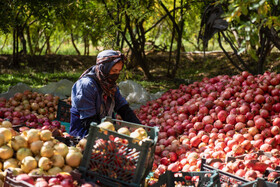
[56,100,71,123]
[60,121,70,133]
[79,117,159,187]
[151,170,221,187]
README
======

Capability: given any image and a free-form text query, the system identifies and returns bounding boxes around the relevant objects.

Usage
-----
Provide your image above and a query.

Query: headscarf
[79,50,126,97]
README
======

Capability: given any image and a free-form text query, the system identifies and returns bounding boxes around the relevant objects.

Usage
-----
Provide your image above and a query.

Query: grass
[0,70,179,94]
[0,72,81,93]
[1,51,279,95]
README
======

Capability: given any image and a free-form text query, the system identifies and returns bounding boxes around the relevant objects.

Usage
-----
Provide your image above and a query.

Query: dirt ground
[1,51,279,79]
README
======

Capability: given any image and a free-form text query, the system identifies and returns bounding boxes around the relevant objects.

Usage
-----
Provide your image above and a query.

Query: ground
[0,52,280,92]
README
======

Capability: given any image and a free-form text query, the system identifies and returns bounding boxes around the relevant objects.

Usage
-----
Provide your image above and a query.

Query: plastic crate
[201,158,249,185]
[226,151,271,163]
[4,168,87,187]
[56,100,71,123]
[60,121,71,133]
[263,168,280,184]
[78,117,159,187]
[150,170,220,187]
[238,178,279,187]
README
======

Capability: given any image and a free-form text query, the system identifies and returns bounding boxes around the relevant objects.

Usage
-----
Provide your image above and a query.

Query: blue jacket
[69,75,127,137]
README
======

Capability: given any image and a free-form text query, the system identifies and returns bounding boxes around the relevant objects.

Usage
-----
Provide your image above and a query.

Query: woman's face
[109,61,123,75]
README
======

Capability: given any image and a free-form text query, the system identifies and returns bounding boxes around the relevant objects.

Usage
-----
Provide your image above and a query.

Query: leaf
[251,17,257,23]
[259,0,266,6]
[248,49,258,61]
[273,0,278,5]
[238,47,246,55]
[249,3,260,10]
[245,26,250,32]
[241,6,248,15]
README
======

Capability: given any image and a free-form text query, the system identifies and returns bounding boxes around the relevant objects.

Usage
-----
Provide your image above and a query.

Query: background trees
[199,0,280,75]
[0,0,279,79]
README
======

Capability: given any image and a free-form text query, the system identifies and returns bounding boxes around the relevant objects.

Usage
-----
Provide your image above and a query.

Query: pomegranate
[38,157,53,170]
[48,167,62,175]
[65,151,82,167]
[21,156,37,173]
[51,154,65,168]
[16,174,35,185]
[0,145,13,160]
[16,148,33,161]
[11,135,28,151]
[54,142,69,157]
[40,145,54,158]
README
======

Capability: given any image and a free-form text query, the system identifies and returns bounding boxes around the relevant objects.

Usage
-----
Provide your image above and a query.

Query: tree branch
[159,0,180,33]
[263,26,280,50]
[218,33,243,72]
[221,31,251,72]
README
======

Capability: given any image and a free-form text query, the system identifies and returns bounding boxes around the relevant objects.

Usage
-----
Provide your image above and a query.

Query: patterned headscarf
[79,50,126,97]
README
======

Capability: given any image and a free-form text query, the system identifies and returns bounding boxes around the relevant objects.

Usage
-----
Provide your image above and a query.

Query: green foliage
[0,71,80,93]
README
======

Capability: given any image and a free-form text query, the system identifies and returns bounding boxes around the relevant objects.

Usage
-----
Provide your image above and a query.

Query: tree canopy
[0,0,279,79]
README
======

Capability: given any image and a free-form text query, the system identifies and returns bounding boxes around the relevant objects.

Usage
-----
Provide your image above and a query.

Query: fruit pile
[98,121,149,141]
[134,71,280,185]
[0,91,68,135]
[0,126,83,185]
[9,172,82,187]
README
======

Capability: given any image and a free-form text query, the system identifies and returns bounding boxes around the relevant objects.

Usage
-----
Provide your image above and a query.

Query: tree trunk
[34,28,45,54]
[55,38,65,54]
[12,27,19,68]
[257,27,271,74]
[84,37,89,56]
[45,33,51,54]
[167,0,176,76]
[0,34,8,51]
[132,49,153,80]
[124,14,153,80]
[39,39,47,55]
[171,0,185,78]
[19,26,27,55]
[172,29,182,77]
[71,32,80,55]
[26,26,34,55]
[12,28,16,67]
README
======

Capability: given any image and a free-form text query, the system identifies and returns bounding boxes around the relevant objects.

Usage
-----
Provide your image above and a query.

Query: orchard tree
[101,0,157,80]
[199,0,280,74]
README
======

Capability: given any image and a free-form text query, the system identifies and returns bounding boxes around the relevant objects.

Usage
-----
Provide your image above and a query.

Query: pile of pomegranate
[0,91,68,134]
[0,127,83,186]
[134,71,280,185]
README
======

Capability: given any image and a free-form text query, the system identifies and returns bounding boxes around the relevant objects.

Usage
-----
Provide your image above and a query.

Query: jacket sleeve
[117,104,141,124]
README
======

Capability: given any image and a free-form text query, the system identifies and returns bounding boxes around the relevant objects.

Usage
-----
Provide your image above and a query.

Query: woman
[69,50,141,138]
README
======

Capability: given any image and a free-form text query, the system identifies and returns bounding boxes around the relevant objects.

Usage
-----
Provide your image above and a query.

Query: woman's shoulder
[75,77,99,90]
